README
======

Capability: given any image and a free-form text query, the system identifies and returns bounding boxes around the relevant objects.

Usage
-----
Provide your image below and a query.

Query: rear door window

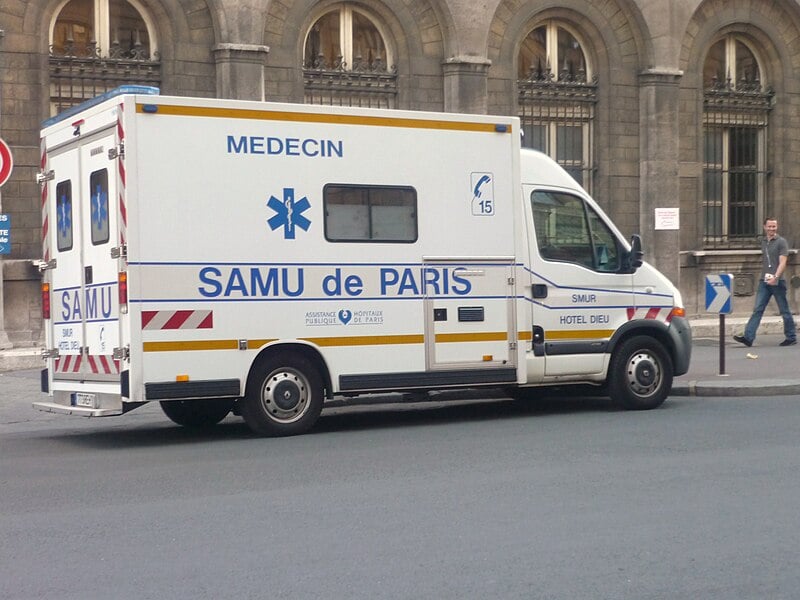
[56,180,73,252]
[90,169,109,245]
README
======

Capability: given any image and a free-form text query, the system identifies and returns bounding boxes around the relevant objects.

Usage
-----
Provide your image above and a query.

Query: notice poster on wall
[655,208,680,230]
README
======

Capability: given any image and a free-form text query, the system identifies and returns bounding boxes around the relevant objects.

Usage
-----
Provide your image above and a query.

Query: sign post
[0,138,13,350]
[705,273,734,375]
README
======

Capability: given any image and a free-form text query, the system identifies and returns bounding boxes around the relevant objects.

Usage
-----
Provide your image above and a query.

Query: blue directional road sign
[705,273,734,314]
[0,214,10,255]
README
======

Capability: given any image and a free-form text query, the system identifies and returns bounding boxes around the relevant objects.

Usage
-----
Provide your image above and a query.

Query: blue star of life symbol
[91,184,108,230]
[57,193,71,237]
[267,188,311,240]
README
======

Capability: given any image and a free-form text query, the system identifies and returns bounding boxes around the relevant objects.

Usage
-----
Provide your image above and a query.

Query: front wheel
[241,352,324,436]
[608,336,673,410]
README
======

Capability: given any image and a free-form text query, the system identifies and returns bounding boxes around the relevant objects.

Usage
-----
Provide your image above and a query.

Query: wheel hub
[261,370,308,423]
[272,380,301,410]
[634,360,656,387]
[627,351,661,396]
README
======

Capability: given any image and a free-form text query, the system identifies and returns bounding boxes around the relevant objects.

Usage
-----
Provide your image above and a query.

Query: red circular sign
[0,138,14,187]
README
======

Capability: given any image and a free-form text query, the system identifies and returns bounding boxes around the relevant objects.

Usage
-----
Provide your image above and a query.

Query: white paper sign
[655,208,680,230]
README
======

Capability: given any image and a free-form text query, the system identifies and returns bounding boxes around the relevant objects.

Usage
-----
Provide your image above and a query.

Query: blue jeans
[744,279,797,342]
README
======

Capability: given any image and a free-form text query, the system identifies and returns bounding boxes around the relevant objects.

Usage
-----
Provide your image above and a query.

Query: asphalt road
[2,369,800,599]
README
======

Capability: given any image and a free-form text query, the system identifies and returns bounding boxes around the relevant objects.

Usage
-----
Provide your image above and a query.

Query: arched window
[51,0,157,59]
[702,35,771,246]
[704,37,761,91]
[302,3,397,108]
[518,22,590,82]
[49,0,160,114]
[517,21,596,191]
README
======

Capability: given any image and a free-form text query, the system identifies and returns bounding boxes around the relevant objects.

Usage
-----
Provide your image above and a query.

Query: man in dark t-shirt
[734,217,797,347]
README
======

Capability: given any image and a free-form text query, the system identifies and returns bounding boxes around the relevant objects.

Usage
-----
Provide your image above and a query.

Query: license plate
[72,392,97,408]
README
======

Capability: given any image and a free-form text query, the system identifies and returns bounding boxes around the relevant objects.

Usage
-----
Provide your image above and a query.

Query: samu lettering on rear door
[56,283,116,350]
[59,284,115,322]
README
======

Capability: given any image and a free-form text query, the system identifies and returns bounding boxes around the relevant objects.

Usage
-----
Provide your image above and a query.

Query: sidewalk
[2,316,798,397]
[672,316,800,397]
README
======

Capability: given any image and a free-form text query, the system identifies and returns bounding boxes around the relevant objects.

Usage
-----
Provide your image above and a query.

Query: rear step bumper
[33,401,122,417]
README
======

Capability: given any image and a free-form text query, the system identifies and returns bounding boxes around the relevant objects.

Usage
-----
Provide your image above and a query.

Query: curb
[671,378,800,397]
[0,349,43,373]
[689,317,786,339]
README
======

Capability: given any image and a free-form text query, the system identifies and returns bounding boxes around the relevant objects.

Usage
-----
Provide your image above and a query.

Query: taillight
[118,271,128,313]
[41,283,51,320]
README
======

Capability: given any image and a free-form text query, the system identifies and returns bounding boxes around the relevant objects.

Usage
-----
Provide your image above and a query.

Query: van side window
[324,184,417,242]
[89,169,110,245]
[56,180,73,252]
[531,190,620,272]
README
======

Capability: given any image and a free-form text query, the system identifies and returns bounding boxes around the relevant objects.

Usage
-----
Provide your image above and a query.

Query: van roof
[520,148,585,191]
[42,85,160,129]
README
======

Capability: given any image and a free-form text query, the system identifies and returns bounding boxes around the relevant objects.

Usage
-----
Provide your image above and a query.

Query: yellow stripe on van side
[434,332,508,343]
[136,103,511,134]
[144,331,515,352]
[545,329,615,341]
[143,339,240,352]
[300,334,424,347]
[246,339,279,349]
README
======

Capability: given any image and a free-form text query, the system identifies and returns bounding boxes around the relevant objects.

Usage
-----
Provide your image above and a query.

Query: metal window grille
[518,68,597,191]
[703,81,772,248]
[49,40,161,115]
[303,54,397,108]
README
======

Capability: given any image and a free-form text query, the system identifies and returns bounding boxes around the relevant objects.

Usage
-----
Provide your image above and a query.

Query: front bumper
[669,315,692,376]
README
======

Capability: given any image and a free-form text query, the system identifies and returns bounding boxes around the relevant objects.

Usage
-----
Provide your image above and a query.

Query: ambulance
[34,86,691,436]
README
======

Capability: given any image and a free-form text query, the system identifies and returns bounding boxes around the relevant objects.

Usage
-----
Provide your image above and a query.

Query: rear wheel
[241,352,324,436]
[609,335,673,410]
[160,398,234,428]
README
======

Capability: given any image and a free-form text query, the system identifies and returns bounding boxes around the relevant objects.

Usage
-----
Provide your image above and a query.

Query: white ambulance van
[35,86,691,436]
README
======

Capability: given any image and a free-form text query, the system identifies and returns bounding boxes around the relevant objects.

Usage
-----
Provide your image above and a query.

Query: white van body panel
[35,90,691,431]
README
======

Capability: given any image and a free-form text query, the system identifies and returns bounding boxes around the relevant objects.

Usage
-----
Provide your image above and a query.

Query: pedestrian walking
[733,217,797,347]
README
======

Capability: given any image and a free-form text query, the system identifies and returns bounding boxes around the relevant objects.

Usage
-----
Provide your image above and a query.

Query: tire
[241,352,324,437]
[160,398,234,428]
[608,335,673,410]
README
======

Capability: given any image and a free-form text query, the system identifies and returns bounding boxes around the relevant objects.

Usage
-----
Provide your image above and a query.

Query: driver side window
[532,190,620,272]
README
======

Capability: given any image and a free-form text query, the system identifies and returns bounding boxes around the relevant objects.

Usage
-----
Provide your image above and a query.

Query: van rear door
[47,126,121,383]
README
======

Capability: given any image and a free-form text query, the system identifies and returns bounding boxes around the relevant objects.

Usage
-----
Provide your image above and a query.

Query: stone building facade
[2,0,800,348]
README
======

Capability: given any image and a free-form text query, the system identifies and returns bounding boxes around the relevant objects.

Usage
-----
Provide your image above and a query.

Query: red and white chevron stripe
[86,354,121,374]
[116,107,127,245]
[141,310,213,330]
[626,307,670,322]
[40,138,50,263]
[54,354,120,374]
[54,354,81,373]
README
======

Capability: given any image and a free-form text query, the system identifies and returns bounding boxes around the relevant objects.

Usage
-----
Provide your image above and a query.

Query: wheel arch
[608,320,676,369]
[246,341,334,399]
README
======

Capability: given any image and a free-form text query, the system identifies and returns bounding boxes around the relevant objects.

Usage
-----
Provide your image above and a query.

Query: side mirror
[627,234,644,271]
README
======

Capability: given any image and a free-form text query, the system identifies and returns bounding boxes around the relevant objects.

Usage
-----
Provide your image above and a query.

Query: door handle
[531,284,547,298]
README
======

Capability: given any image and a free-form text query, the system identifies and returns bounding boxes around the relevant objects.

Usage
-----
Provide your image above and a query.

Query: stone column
[638,68,683,287]
[442,57,491,114]
[213,43,270,101]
